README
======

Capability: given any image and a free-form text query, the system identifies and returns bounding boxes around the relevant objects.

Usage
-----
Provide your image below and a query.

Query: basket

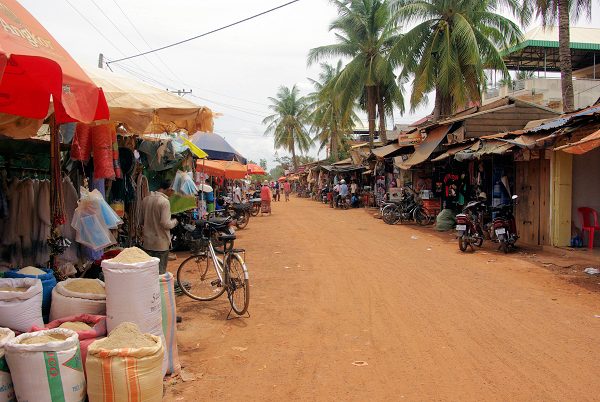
[190,238,209,254]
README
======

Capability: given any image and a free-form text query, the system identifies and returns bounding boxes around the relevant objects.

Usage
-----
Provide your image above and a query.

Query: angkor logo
[0,2,21,24]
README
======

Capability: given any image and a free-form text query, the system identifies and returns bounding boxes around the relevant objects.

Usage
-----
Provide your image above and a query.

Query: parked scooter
[215,198,251,230]
[490,195,519,253]
[249,190,261,217]
[456,195,487,252]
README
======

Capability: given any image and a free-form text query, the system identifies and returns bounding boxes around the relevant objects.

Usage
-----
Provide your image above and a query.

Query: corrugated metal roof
[501,26,600,56]
[525,104,600,133]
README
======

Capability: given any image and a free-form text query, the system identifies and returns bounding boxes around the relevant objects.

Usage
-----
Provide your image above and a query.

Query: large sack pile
[50,278,106,321]
[0,327,15,402]
[31,314,107,372]
[4,329,86,402]
[0,278,44,333]
[4,267,56,323]
[86,322,163,402]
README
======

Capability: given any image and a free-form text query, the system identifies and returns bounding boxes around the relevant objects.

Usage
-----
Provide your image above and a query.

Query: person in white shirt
[233,182,242,204]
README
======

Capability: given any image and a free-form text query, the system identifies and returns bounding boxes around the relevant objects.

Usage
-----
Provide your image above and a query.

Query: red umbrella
[278,176,286,182]
[0,0,109,126]
[247,163,266,175]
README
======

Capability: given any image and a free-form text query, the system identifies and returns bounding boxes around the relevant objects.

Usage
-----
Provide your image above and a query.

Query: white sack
[49,279,106,321]
[0,278,44,333]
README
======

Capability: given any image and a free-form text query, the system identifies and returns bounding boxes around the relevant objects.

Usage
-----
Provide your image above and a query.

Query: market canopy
[372,143,405,158]
[0,0,109,138]
[190,132,247,164]
[85,67,214,134]
[394,125,451,170]
[555,129,600,154]
[500,26,600,72]
[247,163,266,175]
[196,159,247,179]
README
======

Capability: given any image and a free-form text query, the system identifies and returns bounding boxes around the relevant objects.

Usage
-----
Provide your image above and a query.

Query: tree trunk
[330,132,338,162]
[558,0,575,112]
[289,128,298,171]
[376,86,387,144]
[366,86,377,149]
[433,86,452,122]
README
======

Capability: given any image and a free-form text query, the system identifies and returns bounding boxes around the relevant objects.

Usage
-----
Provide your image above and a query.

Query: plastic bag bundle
[31,314,107,372]
[82,188,123,229]
[5,329,86,402]
[71,188,119,251]
[91,124,116,180]
[172,170,198,196]
[0,278,44,333]
[0,327,15,402]
[4,268,56,323]
[71,124,92,162]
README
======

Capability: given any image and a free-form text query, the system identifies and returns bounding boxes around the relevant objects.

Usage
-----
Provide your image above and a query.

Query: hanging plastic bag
[79,187,123,229]
[72,193,116,252]
[172,171,198,196]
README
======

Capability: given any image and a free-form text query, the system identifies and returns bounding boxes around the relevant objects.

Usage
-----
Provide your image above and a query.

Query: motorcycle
[214,198,252,230]
[456,199,486,252]
[490,195,519,253]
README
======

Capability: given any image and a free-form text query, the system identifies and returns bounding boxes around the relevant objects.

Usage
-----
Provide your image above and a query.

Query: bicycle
[176,217,250,317]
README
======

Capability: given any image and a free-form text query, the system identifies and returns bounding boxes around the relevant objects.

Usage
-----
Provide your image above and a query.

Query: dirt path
[165,198,600,401]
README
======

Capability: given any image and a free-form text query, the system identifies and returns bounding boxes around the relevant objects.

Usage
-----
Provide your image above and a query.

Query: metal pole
[97,53,104,69]
[544,49,547,78]
[594,53,596,80]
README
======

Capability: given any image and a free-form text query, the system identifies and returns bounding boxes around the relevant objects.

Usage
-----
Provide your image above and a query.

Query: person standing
[339,179,349,207]
[273,180,281,201]
[233,181,242,204]
[283,180,291,202]
[140,179,177,274]
[260,180,272,215]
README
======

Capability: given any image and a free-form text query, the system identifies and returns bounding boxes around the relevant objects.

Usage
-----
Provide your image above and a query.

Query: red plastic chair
[578,207,600,249]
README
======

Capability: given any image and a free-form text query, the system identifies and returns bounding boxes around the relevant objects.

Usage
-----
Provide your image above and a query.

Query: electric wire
[107,0,301,64]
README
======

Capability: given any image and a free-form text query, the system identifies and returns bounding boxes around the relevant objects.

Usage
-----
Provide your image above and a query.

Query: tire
[176,254,225,301]
[500,239,509,253]
[382,205,400,225]
[236,211,250,230]
[250,203,260,217]
[413,207,431,226]
[474,236,484,247]
[226,253,250,315]
[458,235,469,252]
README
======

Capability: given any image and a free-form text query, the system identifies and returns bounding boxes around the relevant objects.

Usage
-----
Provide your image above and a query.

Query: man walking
[140,179,177,274]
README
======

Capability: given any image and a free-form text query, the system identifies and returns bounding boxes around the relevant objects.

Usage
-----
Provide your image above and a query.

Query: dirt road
[165,198,600,401]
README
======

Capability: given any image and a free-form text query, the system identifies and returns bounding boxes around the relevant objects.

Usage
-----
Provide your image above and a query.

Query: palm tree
[263,85,312,171]
[308,0,404,148]
[390,0,523,121]
[523,0,593,112]
[307,61,358,161]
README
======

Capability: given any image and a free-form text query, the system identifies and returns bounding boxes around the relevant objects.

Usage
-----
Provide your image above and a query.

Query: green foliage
[263,85,313,169]
[389,0,524,119]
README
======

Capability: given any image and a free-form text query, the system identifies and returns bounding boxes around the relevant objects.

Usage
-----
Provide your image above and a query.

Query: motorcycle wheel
[236,211,250,230]
[474,236,484,248]
[382,205,400,225]
[458,235,469,252]
[250,203,260,217]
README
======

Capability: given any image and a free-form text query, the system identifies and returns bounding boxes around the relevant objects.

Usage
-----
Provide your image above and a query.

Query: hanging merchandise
[71,124,92,162]
[91,124,116,180]
[4,329,86,402]
[111,127,122,180]
[172,170,198,195]
[80,188,123,229]
[71,189,118,252]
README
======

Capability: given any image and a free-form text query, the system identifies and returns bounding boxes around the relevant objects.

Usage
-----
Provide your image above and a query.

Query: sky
[19,0,600,171]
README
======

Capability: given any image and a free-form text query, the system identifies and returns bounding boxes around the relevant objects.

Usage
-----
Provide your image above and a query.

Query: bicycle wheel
[414,207,432,226]
[176,253,225,301]
[225,252,249,315]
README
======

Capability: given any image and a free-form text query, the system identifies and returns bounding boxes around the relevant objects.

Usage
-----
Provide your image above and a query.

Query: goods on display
[71,187,121,251]
[86,323,163,402]
[4,329,86,402]
[4,268,57,322]
[0,327,15,402]
[50,279,106,321]
[0,278,44,333]
[31,314,107,372]
[159,272,181,375]
[109,246,152,263]
[59,322,93,331]
[102,252,162,336]
[17,266,45,275]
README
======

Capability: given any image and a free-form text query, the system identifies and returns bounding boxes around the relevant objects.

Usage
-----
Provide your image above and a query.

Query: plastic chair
[578,207,600,249]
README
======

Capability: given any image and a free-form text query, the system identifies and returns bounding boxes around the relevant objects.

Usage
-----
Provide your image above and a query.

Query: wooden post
[551,151,572,246]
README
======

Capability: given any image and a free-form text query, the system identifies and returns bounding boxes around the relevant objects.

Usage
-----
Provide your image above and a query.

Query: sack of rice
[49,278,106,321]
[31,314,107,371]
[0,328,15,402]
[0,278,44,333]
[86,322,163,402]
[101,248,162,338]
[4,329,86,402]
[159,272,180,375]
[4,267,57,323]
